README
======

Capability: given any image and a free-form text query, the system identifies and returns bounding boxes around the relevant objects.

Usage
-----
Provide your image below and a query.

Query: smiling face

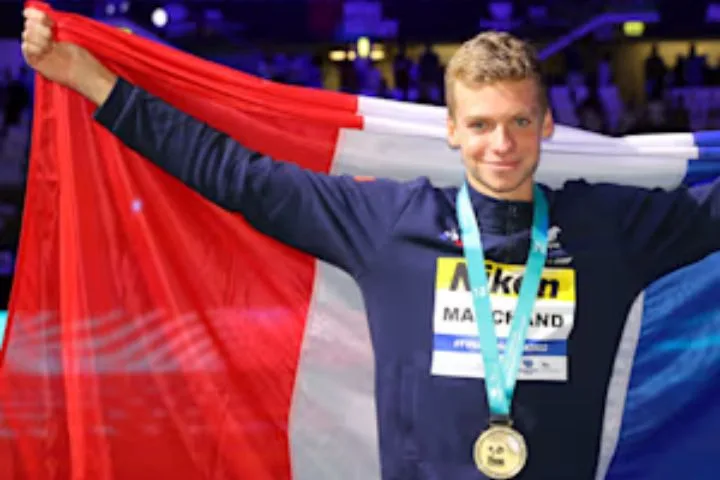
[444,31,554,201]
[447,78,554,201]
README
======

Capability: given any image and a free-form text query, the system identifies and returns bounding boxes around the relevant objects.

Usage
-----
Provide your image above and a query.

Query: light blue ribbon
[456,183,549,418]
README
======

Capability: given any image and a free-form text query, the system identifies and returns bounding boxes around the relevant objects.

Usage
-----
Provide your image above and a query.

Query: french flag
[0,3,719,479]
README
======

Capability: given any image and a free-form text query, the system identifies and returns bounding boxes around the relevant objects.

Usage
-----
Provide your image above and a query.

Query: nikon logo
[449,262,559,299]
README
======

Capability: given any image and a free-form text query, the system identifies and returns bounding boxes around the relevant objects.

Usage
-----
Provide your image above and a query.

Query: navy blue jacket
[94,78,720,479]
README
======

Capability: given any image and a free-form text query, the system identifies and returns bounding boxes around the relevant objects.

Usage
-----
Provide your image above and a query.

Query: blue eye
[515,118,531,127]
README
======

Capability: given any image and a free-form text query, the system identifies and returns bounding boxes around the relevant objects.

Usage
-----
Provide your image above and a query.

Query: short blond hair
[445,31,547,115]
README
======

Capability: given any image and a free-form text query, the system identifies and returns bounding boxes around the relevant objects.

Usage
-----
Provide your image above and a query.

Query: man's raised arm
[22,7,422,277]
[93,77,421,275]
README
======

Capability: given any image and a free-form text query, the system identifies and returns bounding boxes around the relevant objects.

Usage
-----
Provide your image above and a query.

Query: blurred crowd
[248,43,445,106]
[0,67,30,152]
[555,44,694,136]
[338,43,445,104]
[3,39,720,157]
[240,43,698,136]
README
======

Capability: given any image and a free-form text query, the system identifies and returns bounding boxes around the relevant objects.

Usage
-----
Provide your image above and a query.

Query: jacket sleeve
[93,77,420,277]
[605,179,720,285]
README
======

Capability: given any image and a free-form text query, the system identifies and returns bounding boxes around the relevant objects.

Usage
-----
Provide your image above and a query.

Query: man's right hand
[21,7,118,105]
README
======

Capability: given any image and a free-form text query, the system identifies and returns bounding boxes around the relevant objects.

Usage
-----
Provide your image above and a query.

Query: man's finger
[23,8,48,22]
[21,42,33,60]
[23,8,54,29]
[24,22,52,46]
[23,39,49,55]
[21,42,43,60]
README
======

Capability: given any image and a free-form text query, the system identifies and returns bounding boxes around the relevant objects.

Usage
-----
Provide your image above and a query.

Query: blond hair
[445,31,546,115]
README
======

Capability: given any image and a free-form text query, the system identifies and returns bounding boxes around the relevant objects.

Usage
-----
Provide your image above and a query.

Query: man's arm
[599,179,720,285]
[20,9,421,276]
[91,77,421,277]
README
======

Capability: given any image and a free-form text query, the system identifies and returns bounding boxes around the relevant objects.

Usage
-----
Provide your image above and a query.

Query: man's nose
[490,126,515,153]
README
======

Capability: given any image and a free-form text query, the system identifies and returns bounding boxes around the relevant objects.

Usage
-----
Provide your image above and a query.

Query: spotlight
[151,8,168,28]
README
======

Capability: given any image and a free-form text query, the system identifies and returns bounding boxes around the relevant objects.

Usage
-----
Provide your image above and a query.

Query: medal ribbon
[456,183,549,418]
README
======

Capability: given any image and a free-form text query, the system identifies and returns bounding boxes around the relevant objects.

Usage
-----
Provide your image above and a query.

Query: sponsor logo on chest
[430,257,576,382]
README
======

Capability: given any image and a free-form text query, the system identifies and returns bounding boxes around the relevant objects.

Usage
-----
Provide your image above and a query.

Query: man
[21,7,720,480]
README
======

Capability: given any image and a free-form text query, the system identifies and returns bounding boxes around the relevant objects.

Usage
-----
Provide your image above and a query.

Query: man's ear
[447,115,460,149]
[541,109,555,139]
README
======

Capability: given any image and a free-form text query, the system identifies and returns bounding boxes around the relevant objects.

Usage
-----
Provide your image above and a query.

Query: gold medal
[473,424,527,479]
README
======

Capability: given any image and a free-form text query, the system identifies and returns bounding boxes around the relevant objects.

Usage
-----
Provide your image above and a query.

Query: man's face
[447,78,554,200]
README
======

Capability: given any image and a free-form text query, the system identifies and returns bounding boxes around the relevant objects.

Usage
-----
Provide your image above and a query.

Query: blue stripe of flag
[692,130,720,147]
